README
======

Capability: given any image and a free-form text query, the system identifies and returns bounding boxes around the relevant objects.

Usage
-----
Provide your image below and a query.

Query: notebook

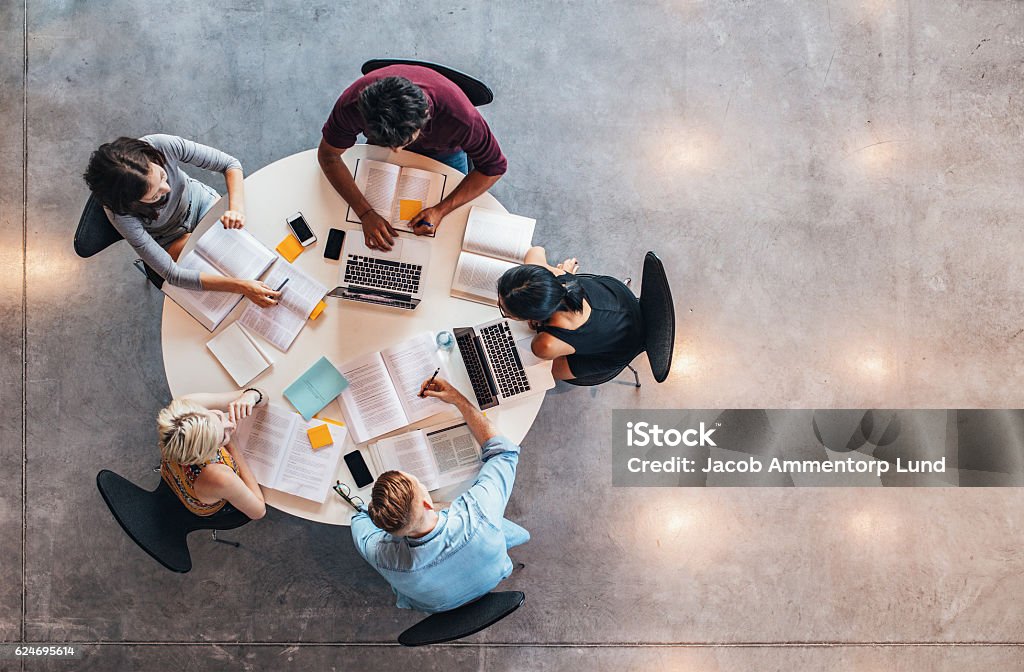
[205,322,274,386]
[238,260,329,351]
[368,421,482,492]
[233,403,348,503]
[344,158,448,234]
[337,332,455,443]
[450,206,536,305]
[162,223,277,331]
[284,357,350,420]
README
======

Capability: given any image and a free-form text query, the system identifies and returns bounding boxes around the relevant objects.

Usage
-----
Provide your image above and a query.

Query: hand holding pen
[419,367,440,398]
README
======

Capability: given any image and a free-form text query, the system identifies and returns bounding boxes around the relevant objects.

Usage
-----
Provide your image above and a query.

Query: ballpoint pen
[419,367,440,397]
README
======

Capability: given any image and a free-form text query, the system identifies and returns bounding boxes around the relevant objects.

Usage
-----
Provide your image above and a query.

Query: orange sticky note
[399,199,423,221]
[306,423,333,450]
[308,300,326,320]
[276,234,304,263]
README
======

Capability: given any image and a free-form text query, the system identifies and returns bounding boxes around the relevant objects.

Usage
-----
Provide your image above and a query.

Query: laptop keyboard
[456,330,497,409]
[345,255,422,295]
[479,322,531,397]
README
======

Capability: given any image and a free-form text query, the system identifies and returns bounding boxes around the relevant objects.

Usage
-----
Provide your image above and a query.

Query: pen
[274,278,289,292]
[420,367,440,397]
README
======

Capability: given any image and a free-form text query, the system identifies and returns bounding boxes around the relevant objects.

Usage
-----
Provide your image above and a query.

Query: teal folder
[283,356,349,420]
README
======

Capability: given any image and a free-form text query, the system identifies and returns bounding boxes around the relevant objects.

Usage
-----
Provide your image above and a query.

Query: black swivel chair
[361,59,493,107]
[74,195,164,289]
[96,469,250,573]
[398,591,525,646]
[565,251,676,388]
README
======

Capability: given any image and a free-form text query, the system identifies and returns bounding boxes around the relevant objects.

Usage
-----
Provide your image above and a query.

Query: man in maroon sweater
[318,64,507,250]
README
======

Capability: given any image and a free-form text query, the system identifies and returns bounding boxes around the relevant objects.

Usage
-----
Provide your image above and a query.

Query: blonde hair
[157,399,222,465]
[368,471,418,533]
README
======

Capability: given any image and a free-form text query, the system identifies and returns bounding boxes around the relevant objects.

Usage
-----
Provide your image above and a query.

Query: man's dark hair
[357,76,429,148]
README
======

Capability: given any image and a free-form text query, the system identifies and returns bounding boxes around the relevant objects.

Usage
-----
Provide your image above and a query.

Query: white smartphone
[286,211,317,247]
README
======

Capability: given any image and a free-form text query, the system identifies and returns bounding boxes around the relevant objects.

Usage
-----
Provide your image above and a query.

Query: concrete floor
[4,0,1024,669]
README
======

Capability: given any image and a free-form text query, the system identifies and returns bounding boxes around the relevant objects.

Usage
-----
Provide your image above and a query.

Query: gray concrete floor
[4,0,1024,669]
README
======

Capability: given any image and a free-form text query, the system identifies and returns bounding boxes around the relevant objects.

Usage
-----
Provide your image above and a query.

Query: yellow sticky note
[308,300,326,320]
[306,423,333,450]
[399,199,423,221]
[276,234,304,263]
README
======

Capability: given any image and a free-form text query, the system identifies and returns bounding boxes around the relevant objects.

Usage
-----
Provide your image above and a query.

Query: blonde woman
[157,389,267,520]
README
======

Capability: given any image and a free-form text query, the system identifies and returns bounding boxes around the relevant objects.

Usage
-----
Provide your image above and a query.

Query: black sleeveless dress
[538,274,645,380]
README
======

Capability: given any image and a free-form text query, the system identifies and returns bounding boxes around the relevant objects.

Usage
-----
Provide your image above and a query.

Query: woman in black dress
[497,247,644,382]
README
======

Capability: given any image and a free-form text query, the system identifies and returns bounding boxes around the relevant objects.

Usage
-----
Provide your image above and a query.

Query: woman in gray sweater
[83,134,280,307]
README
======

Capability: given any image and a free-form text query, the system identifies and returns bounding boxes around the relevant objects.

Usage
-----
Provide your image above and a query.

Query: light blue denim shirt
[351,435,522,613]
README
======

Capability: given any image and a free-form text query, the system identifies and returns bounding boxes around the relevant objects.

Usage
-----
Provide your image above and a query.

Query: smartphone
[286,212,317,247]
[324,228,345,260]
[344,450,374,489]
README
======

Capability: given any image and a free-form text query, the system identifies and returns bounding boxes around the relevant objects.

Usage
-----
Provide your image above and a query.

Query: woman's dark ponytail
[558,274,586,313]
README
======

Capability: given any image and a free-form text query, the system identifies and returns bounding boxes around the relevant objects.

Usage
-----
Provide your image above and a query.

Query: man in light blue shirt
[350,377,530,613]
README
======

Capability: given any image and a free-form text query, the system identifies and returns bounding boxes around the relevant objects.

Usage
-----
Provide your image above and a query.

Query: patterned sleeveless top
[161,447,239,516]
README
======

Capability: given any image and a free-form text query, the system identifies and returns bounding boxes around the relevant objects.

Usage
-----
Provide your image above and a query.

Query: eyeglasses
[498,301,512,319]
[333,481,366,511]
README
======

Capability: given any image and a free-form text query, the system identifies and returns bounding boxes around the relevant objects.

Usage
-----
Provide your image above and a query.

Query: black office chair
[74,195,164,289]
[96,469,250,573]
[565,251,676,388]
[398,591,525,646]
[361,59,494,107]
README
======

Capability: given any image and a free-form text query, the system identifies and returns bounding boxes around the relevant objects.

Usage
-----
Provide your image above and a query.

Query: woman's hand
[528,320,545,332]
[238,279,281,307]
[557,257,580,274]
[227,389,260,423]
[220,210,246,229]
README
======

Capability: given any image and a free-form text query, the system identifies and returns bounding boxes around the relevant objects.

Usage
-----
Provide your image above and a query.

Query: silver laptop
[453,318,555,410]
[328,233,431,310]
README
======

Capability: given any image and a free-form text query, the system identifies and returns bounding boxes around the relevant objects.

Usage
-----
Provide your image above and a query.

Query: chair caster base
[627,365,641,388]
[211,529,240,547]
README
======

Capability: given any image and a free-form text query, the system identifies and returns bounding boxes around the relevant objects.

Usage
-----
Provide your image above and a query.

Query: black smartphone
[286,211,317,246]
[344,450,374,488]
[324,228,345,260]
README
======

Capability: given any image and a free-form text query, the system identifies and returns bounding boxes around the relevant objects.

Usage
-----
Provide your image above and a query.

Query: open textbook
[345,158,448,234]
[233,403,348,503]
[238,260,328,351]
[162,223,277,331]
[369,421,482,492]
[450,206,536,305]
[337,333,455,443]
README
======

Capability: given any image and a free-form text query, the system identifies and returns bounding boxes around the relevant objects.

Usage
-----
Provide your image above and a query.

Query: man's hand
[409,205,446,237]
[360,210,397,251]
[420,376,466,407]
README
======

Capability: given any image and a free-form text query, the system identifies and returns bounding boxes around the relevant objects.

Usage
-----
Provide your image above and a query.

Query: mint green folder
[283,356,349,420]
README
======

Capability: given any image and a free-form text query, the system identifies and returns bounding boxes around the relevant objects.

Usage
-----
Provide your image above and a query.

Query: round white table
[161,145,547,525]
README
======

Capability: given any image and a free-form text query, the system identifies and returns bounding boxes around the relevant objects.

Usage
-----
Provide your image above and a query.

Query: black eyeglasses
[498,301,512,319]
[333,481,366,511]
